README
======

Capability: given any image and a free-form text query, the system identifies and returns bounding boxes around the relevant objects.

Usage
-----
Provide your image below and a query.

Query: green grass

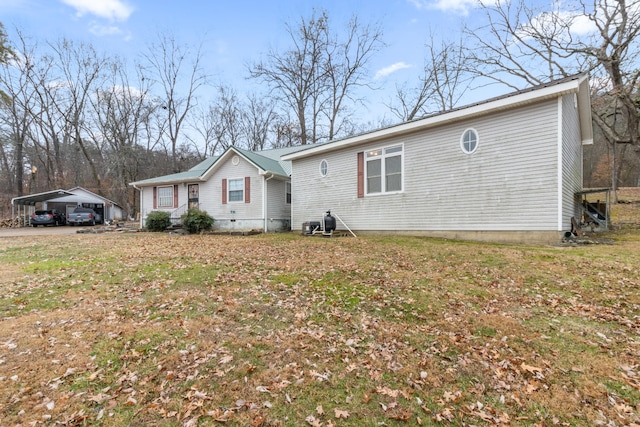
[1,230,639,426]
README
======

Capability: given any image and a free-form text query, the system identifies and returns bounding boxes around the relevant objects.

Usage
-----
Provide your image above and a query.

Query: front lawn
[0,228,639,426]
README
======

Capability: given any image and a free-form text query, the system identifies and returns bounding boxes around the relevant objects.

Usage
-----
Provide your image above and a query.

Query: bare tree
[465,0,640,195]
[249,9,382,145]
[249,10,327,145]
[0,31,38,196]
[186,104,220,159]
[48,38,109,190]
[143,33,208,172]
[0,23,13,98]
[390,35,471,121]
[242,93,279,151]
[466,1,639,134]
[213,85,243,150]
[89,58,155,216]
[187,84,259,157]
[25,50,68,190]
[324,15,384,139]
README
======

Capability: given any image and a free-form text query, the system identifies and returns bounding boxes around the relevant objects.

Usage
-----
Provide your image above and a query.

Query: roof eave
[283,75,590,161]
[129,177,205,187]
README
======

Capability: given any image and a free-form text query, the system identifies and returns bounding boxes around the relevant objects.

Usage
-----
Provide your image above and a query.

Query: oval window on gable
[319,159,328,177]
[461,129,479,154]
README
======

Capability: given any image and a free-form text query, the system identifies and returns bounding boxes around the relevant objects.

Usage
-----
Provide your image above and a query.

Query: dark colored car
[30,209,66,227]
[66,207,102,226]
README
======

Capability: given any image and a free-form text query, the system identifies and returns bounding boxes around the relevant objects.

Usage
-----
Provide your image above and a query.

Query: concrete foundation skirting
[333,230,565,245]
[214,218,290,233]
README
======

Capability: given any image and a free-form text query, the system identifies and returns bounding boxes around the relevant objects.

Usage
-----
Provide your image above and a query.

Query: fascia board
[283,78,584,161]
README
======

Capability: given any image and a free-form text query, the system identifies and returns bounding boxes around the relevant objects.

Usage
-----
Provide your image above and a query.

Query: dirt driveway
[0,225,82,238]
[0,222,141,238]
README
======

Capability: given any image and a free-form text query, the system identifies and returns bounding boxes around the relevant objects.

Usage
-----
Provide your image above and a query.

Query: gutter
[131,183,143,228]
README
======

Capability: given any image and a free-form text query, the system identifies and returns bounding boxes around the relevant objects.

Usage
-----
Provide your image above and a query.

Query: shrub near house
[146,211,171,232]
[181,209,214,234]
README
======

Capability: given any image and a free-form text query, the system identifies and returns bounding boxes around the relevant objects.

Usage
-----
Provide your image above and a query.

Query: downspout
[132,183,143,228]
[262,173,274,233]
[10,197,15,228]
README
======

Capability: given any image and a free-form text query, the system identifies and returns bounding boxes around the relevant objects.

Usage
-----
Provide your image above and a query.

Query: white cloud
[89,23,123,36]
[408,0,506,16]
[518,8,597,42]
[110,84,145,98]
[60,0,134,22]
[375,62,413,80]
[568,13,596,36]
[47,80,72,91]
[408,0,478,16]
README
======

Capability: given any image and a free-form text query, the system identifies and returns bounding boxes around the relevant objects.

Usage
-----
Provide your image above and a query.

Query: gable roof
[11,189,75,206]
[10,187,123,208]
[55,187,123,208]
[283,73,593,161]
[130,144,318,187]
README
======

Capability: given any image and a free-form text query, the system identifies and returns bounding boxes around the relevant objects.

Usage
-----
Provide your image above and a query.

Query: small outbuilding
[11,187,124,226]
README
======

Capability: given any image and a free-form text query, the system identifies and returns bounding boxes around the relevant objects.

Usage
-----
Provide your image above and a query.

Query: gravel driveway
[0,222,140,237]
[0,225,85,237]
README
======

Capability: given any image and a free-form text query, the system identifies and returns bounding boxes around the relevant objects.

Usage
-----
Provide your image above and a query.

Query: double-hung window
[157,186,174,208]
[366,145,403,194]
[228,178,244,202]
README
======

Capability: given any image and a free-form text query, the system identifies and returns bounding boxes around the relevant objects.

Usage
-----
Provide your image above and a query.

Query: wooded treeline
[1,0,639,218]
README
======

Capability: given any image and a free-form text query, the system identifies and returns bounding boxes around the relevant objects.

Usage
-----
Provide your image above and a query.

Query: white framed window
[366,145,403,195]
[319,159,328,177]
[157,186,174,208]
[461,128,479,154]
[228,178,244,202]
[285,181,291,204]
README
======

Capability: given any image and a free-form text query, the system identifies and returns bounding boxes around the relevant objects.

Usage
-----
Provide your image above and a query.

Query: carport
[10,189,74,227]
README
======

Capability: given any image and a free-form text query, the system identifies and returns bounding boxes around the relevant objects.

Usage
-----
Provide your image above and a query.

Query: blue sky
[0,0,566,121]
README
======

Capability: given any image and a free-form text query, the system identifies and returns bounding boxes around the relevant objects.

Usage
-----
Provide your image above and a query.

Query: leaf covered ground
[1,221,640,425]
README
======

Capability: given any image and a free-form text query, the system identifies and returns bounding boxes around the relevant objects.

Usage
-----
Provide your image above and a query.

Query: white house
[130,145,313,232]
[282,74,593,244]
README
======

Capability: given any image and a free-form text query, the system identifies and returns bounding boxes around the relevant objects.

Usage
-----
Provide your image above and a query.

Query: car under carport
[10,189,75,227]
[10,187,123,227]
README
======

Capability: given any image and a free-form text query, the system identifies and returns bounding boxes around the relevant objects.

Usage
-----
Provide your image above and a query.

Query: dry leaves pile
[0,224,639,426]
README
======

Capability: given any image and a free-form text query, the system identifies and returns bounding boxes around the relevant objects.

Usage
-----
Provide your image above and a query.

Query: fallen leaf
[305,415,322,426]
[334,408,349,419]
[520,362,543,374]
[251,413,266,426]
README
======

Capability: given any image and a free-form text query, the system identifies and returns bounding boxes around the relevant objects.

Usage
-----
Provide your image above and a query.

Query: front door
[188,184,199,209]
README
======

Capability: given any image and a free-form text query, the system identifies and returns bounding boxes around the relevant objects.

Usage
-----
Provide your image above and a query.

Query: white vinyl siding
[291,99,562,232]
[266,179,290,219]
[139,152,293,231]
[203,156,262,222]
[561,94,584,227]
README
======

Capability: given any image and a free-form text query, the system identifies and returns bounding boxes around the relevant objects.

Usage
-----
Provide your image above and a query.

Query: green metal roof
[233,147,288,177]
[130,156,220,186]
[130,144,322,187]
